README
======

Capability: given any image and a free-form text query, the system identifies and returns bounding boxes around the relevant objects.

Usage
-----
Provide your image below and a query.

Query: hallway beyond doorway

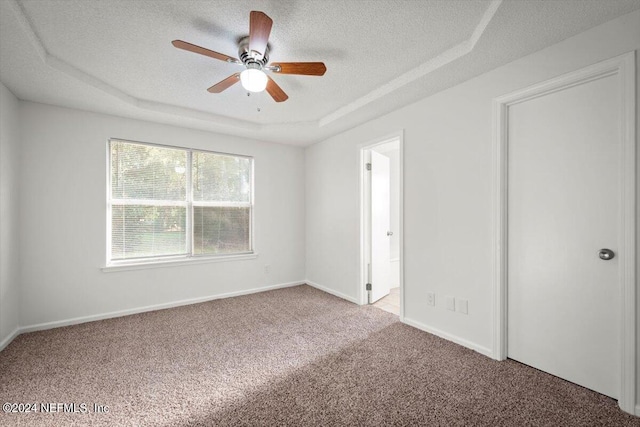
[372,286,399,315]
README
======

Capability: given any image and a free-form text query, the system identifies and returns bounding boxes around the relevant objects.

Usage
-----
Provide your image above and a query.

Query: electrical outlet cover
[445,296,455,311]
[457,299,468,314]
[427,292,435,306]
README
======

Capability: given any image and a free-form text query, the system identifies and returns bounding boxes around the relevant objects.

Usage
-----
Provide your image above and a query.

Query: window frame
[105,138,255,268]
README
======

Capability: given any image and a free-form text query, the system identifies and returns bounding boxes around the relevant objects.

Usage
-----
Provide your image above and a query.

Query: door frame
[491,52,636,414]
[359,131,404,320]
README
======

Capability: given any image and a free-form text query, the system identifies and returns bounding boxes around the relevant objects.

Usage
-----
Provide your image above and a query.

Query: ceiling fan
[172,11,327,103]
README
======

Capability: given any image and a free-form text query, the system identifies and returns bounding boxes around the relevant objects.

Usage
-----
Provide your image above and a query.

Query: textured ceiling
[1,0,639,146]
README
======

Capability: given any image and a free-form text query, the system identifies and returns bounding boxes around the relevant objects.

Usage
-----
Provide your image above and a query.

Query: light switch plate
[457,299,468,315]
[445,296,455,311]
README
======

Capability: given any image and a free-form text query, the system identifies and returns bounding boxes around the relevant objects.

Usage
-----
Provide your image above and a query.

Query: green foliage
[111,141,187,201]
[110,141,252,260]
[192,151,251,202]
[111,205,186,259]
[193,207,251,255]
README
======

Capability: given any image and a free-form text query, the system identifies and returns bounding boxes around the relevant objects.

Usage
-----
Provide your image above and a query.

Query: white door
[370,151,391,303]
[507,73,620,398]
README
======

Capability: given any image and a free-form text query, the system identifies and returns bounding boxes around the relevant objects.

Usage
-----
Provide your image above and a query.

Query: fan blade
[271,62,327,76]
[207,73,241,93]
[266,76,288,102]
[172,40,239,63]
[249,11,272,58]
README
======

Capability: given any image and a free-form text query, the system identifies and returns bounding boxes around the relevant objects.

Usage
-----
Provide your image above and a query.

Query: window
[108,139,253,265]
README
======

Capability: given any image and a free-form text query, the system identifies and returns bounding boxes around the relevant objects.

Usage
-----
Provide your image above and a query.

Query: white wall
[305,9,640,364]
[18,102,305,327]
[0,82,20,347]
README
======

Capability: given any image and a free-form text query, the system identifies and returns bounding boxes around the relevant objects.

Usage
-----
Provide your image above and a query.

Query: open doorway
[360,134,403,317]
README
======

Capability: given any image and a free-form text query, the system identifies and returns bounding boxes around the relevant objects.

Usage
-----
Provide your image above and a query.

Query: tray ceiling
[1,0,639,145]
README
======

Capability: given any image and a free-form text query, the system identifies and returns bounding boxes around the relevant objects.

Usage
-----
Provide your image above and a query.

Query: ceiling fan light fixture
[240,68,268,92]
[173,11,325,102]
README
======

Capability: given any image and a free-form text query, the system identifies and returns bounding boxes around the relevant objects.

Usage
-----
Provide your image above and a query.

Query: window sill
[101,253,258,273]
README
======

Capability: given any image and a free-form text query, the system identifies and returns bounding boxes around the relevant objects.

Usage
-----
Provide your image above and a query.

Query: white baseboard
[0,327,20,352]
[305,280,359,304]
[402,317,493,358]
[635,404,640,417]
[2,281,305,349]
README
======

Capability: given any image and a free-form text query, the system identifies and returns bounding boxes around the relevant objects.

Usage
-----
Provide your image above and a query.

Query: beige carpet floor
[0,285,637,426]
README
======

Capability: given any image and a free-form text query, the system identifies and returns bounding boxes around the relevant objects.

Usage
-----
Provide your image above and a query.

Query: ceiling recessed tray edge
[7,0,502,135]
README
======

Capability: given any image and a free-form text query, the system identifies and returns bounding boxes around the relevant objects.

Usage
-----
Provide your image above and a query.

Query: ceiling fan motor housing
[238,36,269,68]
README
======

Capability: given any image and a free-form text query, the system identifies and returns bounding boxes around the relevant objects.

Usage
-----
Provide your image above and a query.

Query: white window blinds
[192,151,252,255]
[108,140,253,264]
